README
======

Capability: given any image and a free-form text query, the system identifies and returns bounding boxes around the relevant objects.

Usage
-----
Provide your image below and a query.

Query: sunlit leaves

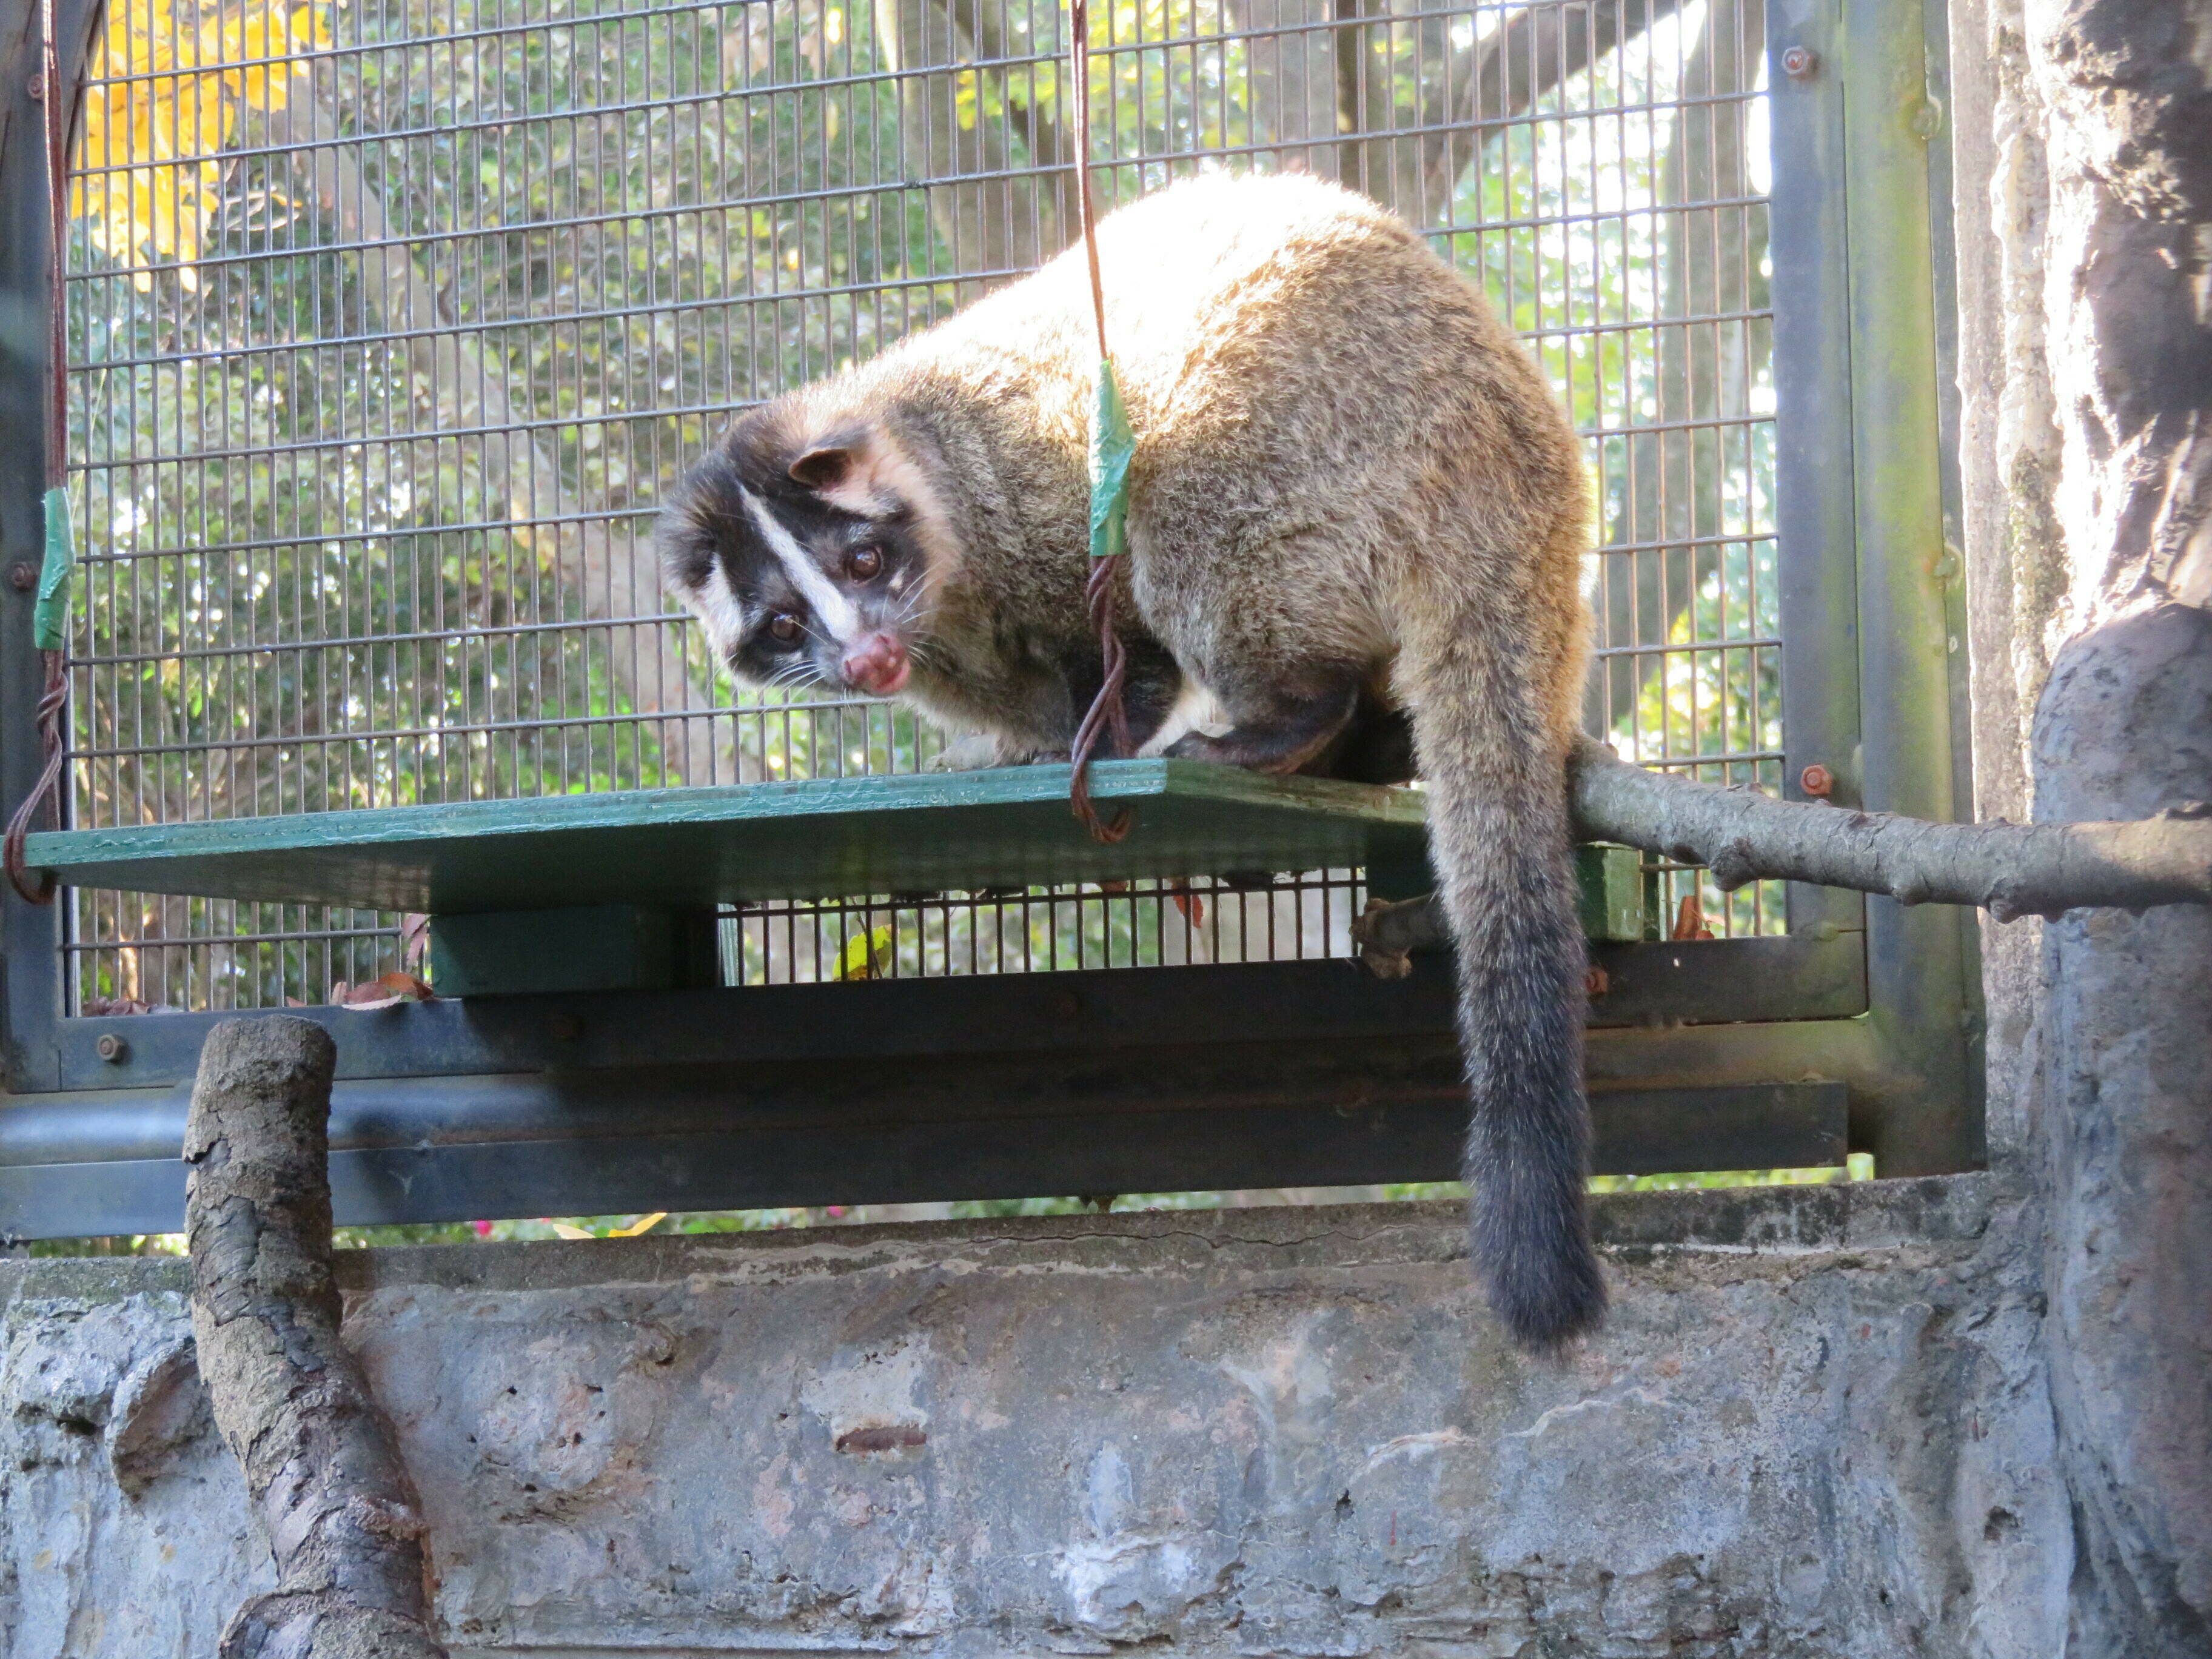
[76,0,331,286]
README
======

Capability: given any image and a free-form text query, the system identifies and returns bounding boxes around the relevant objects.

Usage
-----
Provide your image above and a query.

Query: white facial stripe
[692,561,749,659]
[741,488,860,645]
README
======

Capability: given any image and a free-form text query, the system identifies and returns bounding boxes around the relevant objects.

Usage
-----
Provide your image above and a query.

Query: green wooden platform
[21,760,1430,914]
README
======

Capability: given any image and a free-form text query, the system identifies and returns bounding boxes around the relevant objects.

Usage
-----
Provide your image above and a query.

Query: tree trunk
[1949,0,2212,1647]
[267,70,743,789]
[873,0,1062,295]
[1418,0,1688,216]
[185,1016,447,1658]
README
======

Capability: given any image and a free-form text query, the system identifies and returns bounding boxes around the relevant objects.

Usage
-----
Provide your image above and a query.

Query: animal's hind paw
[1352,897,1418,979]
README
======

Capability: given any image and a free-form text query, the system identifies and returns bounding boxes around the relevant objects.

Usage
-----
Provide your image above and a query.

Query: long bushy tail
[1399,594,1606,1352]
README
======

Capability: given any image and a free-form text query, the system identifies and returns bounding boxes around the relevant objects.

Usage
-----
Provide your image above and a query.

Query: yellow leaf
[76,0,332,278]
[609,1212,668,1238]
[835,923,894,980]
[546,1221,595,1239]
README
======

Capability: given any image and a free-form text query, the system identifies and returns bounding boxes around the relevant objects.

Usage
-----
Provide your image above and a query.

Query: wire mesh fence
[58,0,1780,1011]
[725,868,1365,984]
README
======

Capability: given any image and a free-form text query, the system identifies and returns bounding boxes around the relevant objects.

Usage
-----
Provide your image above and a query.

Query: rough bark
[1224,0,1686,227]
[1348,736,2212,967]
[1948,0,2212,1647]
[874,0,1060,290]
[184,1016,446,1659]
[1418,0,1689,218]
[2034,607,2212,1657]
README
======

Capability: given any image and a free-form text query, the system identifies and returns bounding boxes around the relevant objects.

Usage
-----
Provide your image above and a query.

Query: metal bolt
[1781,45,1817,78]
[1801,763,1835,798]
[7,563,34,593]
[27,72,42,101]
[95,1033,129,1064]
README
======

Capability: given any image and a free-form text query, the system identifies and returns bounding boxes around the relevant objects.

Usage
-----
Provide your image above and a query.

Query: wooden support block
[431,906,720,997]
[1576,843,1647,942]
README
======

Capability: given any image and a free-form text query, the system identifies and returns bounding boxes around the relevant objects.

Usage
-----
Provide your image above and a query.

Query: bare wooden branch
[185,1016,447,1659]
[264,75,739,791]
[1418,0,1686,209]
[1353,737,2212,965]
[1572,739,2212,914]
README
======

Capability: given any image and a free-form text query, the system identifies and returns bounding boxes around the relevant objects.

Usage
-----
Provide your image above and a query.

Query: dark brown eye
[846,545,883,581]
[768,613,802,643]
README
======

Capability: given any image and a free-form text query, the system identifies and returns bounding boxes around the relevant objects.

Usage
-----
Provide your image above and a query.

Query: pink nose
[841,632,911,696]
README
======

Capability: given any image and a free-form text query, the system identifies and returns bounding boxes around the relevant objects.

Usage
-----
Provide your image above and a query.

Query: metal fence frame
[0,0,1978,1238]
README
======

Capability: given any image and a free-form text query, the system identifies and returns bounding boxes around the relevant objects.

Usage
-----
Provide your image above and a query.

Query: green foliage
[28,1155,1882,1258]
[18,1232,189,1258]
[62,0,1788,1014]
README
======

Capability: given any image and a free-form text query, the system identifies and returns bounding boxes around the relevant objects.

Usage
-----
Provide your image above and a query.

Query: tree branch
[942,0,1073,248]
[1353,737,2212,967]
[185,1016,447,1659]
[1419,0,1685,212]
[874,0,1059,286]
[266,72,742,788]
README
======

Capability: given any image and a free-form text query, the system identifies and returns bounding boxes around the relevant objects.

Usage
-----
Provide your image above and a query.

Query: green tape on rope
[1088,359,1134,561]
[33,486,73,651]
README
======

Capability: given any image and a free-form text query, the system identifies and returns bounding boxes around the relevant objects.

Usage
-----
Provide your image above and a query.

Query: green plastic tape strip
[1088,358,1134,562]
[33,486,73,651]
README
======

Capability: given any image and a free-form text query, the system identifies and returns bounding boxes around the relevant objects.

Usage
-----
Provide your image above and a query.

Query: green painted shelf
[22,760,1429,915]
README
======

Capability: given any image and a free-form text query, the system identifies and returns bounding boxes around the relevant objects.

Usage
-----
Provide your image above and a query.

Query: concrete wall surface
[1,1179,2070,1659]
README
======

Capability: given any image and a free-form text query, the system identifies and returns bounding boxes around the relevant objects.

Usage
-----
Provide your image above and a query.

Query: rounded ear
[789,447,853,491]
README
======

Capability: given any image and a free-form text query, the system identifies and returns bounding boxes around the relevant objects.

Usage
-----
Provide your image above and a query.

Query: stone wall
[2,1181,2070,1658]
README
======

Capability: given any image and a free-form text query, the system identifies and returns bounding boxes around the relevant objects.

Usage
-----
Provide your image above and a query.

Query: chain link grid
[59,0,1778,1008]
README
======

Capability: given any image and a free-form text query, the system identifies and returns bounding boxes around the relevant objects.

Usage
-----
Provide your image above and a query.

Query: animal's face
[657,417,937,697]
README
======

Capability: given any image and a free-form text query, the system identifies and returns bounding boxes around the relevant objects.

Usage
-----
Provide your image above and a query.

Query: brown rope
[41,0,67,474]
[4,653,67,905]
[1064,0,1133,843]
[1068,0,1110,365]
[5,0,74,906]
[1068,557,1133,839]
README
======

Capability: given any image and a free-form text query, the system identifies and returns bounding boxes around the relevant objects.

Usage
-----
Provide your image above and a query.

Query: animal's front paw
[931,734,1074,770]
[929,732,1008,773]
[1162,731,1226,764]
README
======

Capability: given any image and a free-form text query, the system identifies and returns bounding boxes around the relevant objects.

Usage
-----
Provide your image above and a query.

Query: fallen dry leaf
[333,970,436,1010]
[1168,879,1205,928]
[81,996,182,1016]
[399,913,432,971]
[1670,894,1716,941]
[541,1212,667,1241]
